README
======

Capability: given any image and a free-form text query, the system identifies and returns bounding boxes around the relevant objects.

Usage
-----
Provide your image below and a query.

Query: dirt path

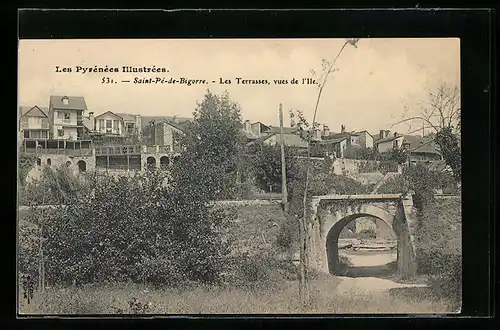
[336,251,427,295]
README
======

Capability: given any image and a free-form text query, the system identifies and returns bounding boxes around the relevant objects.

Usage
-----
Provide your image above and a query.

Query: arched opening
[326,213,398,278]
[66,161,72,167]
[146,156,156,169]
[77,160,87,173]
[36,158,41,166]
[159,156,169,169]
[47,158,52,166]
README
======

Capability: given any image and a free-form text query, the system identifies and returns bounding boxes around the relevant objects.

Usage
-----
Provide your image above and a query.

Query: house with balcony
[49,95,87,140]
[18,105,50,141]
[94,111,125,136]
[116,112,142,139]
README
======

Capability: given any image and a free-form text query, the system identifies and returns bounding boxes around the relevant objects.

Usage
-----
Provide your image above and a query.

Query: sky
[18,38,460,134]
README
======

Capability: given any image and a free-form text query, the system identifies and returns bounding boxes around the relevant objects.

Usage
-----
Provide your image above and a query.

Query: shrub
[38,170,232,287]
[415,198,462,308]
[359,228,376,239]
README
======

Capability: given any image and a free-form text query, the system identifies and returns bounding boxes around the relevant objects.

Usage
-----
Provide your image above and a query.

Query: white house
[374,131,405,153]
[94,111,124,136]
[49,95,87,141]
[19,105,50,140]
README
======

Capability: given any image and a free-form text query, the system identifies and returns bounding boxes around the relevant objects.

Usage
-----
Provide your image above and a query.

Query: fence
[22,148,94,157]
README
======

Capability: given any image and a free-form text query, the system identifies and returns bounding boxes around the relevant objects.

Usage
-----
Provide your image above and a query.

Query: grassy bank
[19,275,452,315]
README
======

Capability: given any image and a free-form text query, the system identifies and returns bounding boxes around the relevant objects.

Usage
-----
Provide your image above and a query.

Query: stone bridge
[308,193,418,279]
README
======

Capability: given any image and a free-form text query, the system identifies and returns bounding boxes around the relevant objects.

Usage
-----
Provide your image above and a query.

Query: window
[57,111,64,119]
[64,113,70,120]
[394,140,399,148]
[114,120,120,131]
[24,130,29,138]
[58,129,64,137]
[47,158,51,166]
[106,120,112,128]
[99,119,105,130]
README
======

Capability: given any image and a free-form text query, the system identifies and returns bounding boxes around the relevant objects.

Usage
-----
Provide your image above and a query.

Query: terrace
[20,139,93,157]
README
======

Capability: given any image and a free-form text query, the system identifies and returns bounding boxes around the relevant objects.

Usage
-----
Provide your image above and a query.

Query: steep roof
[354,130,373,137]
[319,136,347,145]
[19,105,49,118]
[115,112,137,121]
[50,95,87,111]
[82,116,93,130]
[403,135,441,154]
[374,133,403,144]
[263,125,298,135]
[249,133,309,148]
[327,131,360,140]
[94,111,123,120]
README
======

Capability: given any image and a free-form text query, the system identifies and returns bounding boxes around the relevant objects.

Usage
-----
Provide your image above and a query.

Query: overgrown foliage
[18,153,37,186]
[395,82,461,183]
[19,90,245,288]
[175,90,245,200]
[434,127,461,183]
[377,163,436,212]
[252,143,300,193]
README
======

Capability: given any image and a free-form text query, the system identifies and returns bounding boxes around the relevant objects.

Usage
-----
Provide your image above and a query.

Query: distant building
[374,130,442,163]
[354,130,374,149]
[49,95,88,141]
[18,105,50,140]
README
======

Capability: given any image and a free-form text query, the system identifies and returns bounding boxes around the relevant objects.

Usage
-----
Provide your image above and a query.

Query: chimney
[394,132,398,137]
[379,130,385,140]
[88,112,95,130]
[135,115,142,138]
[315,128,322,140]
[341,125,346,133]
[244,120,252,133]
[385,130,390,138]
[322,124,330,138]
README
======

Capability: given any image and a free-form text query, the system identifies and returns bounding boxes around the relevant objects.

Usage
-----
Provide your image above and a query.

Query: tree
[394,82,461,183]
[252,142,300,193]
[173,90,245,200]
[287,38,360,305]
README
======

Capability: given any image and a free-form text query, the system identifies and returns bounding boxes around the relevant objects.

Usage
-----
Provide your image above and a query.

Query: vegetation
[394,82,461,183]
[375,163,461,308]
[252,143,299,193]
[19,277,452,314]
[19,90,244,290]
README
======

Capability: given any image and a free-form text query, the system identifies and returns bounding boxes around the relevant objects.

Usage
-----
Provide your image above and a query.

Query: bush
[415,197,462,309]
[359,228,376,239]
[37,170,232,288]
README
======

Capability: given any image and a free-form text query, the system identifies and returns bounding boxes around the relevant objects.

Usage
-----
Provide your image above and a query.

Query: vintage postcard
[17,38,461,315]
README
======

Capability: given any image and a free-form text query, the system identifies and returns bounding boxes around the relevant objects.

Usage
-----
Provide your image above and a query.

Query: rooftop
[19,105,49,118]
[50,95,87,111]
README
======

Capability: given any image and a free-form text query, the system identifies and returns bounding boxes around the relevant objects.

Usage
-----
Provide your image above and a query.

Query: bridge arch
[320,202,398,275]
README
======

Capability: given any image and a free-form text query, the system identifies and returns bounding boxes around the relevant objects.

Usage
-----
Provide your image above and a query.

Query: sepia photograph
[17,38,462,315]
